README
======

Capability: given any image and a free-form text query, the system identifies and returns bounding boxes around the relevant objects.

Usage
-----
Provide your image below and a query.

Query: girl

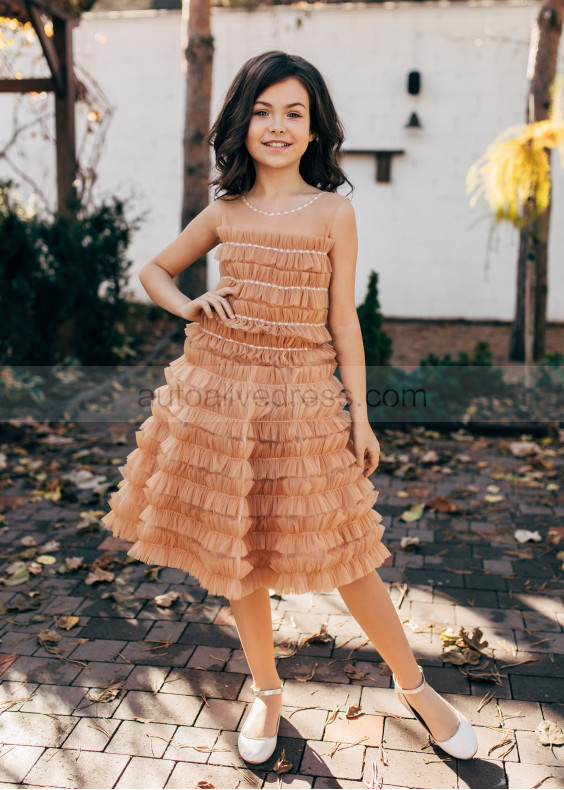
[102,50,477,766]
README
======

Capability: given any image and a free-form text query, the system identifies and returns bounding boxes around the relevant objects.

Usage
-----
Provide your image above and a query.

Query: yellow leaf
[36,555,57,565]
[399,503,425,522]
[57,616,79,630]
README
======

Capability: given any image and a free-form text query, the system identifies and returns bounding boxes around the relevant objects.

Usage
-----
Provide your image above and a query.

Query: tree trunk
[178,0,214,302]
[509,0,564,361]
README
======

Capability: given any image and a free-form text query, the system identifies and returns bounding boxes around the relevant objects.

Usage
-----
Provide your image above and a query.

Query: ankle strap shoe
[238,684,283,765]
[393,665,478,760]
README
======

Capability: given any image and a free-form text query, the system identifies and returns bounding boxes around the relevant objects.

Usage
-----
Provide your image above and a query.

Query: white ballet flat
[238,683,283,765]
[393,664,478,760]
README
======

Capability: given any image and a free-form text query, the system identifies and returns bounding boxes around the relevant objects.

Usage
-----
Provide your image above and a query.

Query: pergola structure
[0,0,96,214]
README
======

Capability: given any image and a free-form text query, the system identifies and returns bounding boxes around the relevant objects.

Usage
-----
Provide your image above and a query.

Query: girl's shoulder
[325,190,350,202]
[324,192,353,238]
[320,190,351,217]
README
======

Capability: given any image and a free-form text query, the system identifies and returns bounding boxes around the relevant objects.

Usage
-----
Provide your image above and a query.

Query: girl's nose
[269,119,286,133]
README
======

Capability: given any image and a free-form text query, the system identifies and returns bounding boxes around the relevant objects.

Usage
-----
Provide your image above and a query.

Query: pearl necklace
[241,191,324,216]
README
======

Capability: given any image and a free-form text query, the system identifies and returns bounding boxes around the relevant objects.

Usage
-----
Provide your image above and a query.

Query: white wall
[209,2,564,321]
[1,2,562,320]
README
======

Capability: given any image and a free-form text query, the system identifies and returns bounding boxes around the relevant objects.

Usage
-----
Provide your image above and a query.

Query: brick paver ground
[0,421,563,789]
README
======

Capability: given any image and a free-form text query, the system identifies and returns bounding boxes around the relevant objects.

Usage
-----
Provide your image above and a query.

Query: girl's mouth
[262,142,291,148]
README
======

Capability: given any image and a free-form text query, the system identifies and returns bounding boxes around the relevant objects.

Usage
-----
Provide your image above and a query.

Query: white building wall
[1,2,562,320]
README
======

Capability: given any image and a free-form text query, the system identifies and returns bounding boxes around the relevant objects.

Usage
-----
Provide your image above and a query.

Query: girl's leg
[229,586,283,738]
[337,569,460,741]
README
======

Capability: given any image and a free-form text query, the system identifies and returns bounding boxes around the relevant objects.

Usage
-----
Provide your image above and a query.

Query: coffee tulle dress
[102,191,391,600]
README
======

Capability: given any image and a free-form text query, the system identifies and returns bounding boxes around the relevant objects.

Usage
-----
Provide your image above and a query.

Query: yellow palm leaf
[466,115,564,229]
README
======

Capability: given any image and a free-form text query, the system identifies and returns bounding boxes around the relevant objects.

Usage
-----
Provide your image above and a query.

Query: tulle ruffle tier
[213,224,333,346]
[102,223,391,599]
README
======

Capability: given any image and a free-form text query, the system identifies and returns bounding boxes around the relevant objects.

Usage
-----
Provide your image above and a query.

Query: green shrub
[366,340,509,424]
[0,179,141,365]
[357,271,393,367]
[419,339,493,367]
[534,351,564,392]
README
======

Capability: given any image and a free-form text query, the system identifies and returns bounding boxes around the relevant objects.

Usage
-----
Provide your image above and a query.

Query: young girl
[102,50,477,766]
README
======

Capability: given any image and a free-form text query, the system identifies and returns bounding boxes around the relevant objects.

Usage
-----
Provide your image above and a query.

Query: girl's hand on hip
[180,283,243,323]
[351,421,380,478]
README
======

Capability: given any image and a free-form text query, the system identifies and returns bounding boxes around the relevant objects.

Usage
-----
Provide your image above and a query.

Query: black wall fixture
[408,71,421,95]
[405,112,422,129]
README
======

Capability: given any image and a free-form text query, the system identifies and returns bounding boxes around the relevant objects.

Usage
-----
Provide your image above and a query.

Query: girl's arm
[139,199,233,319]
[327,198,380,477]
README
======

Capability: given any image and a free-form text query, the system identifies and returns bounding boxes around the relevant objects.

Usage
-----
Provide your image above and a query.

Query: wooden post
[52,16,78,217]
[178,0,214,304]
[509,1,564,361]
[524,253,535,406]
[524,92,536,398]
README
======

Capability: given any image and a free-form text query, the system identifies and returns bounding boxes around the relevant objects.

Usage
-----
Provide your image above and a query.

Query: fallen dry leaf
[514,529,542,543]
[153,591,179,608]
[85,680,125,704]
[301,622,332,645]
[442,646,481,666]
[85,567,115,585]
[343,663,372,681]
[484,494,504,503]
[56,616,79,631]
[273,747,294,774]
[425,496,457,513]
[460,627,489,654]
[346,703,363,719]
[405,486,429,498]
[273,639,297,659]
[504,440,544,458]
[41,540,60,553]
[399,503,425,523]
[546,530,561,546]
[536,720,564,747]
[37,629,61,646]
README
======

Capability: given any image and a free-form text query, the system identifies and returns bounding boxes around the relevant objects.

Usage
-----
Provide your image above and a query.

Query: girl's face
[245,77,315,172]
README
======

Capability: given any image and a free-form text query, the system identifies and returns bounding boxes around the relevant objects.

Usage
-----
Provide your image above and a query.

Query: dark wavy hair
[207,50,353,199]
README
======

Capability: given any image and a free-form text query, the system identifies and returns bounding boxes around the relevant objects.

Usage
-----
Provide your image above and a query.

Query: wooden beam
[24,0,65,96]
[0,0,97,24]
[342,149,405,184]
[0,0,80,217]
[343,149,405,157]
[26,0,72,20]
[0,77,55,92]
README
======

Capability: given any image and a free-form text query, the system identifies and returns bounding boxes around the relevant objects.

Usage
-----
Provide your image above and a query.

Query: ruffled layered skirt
[102,225,391,599]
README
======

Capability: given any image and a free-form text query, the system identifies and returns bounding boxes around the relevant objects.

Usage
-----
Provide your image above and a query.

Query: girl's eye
[252,110,302,118]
